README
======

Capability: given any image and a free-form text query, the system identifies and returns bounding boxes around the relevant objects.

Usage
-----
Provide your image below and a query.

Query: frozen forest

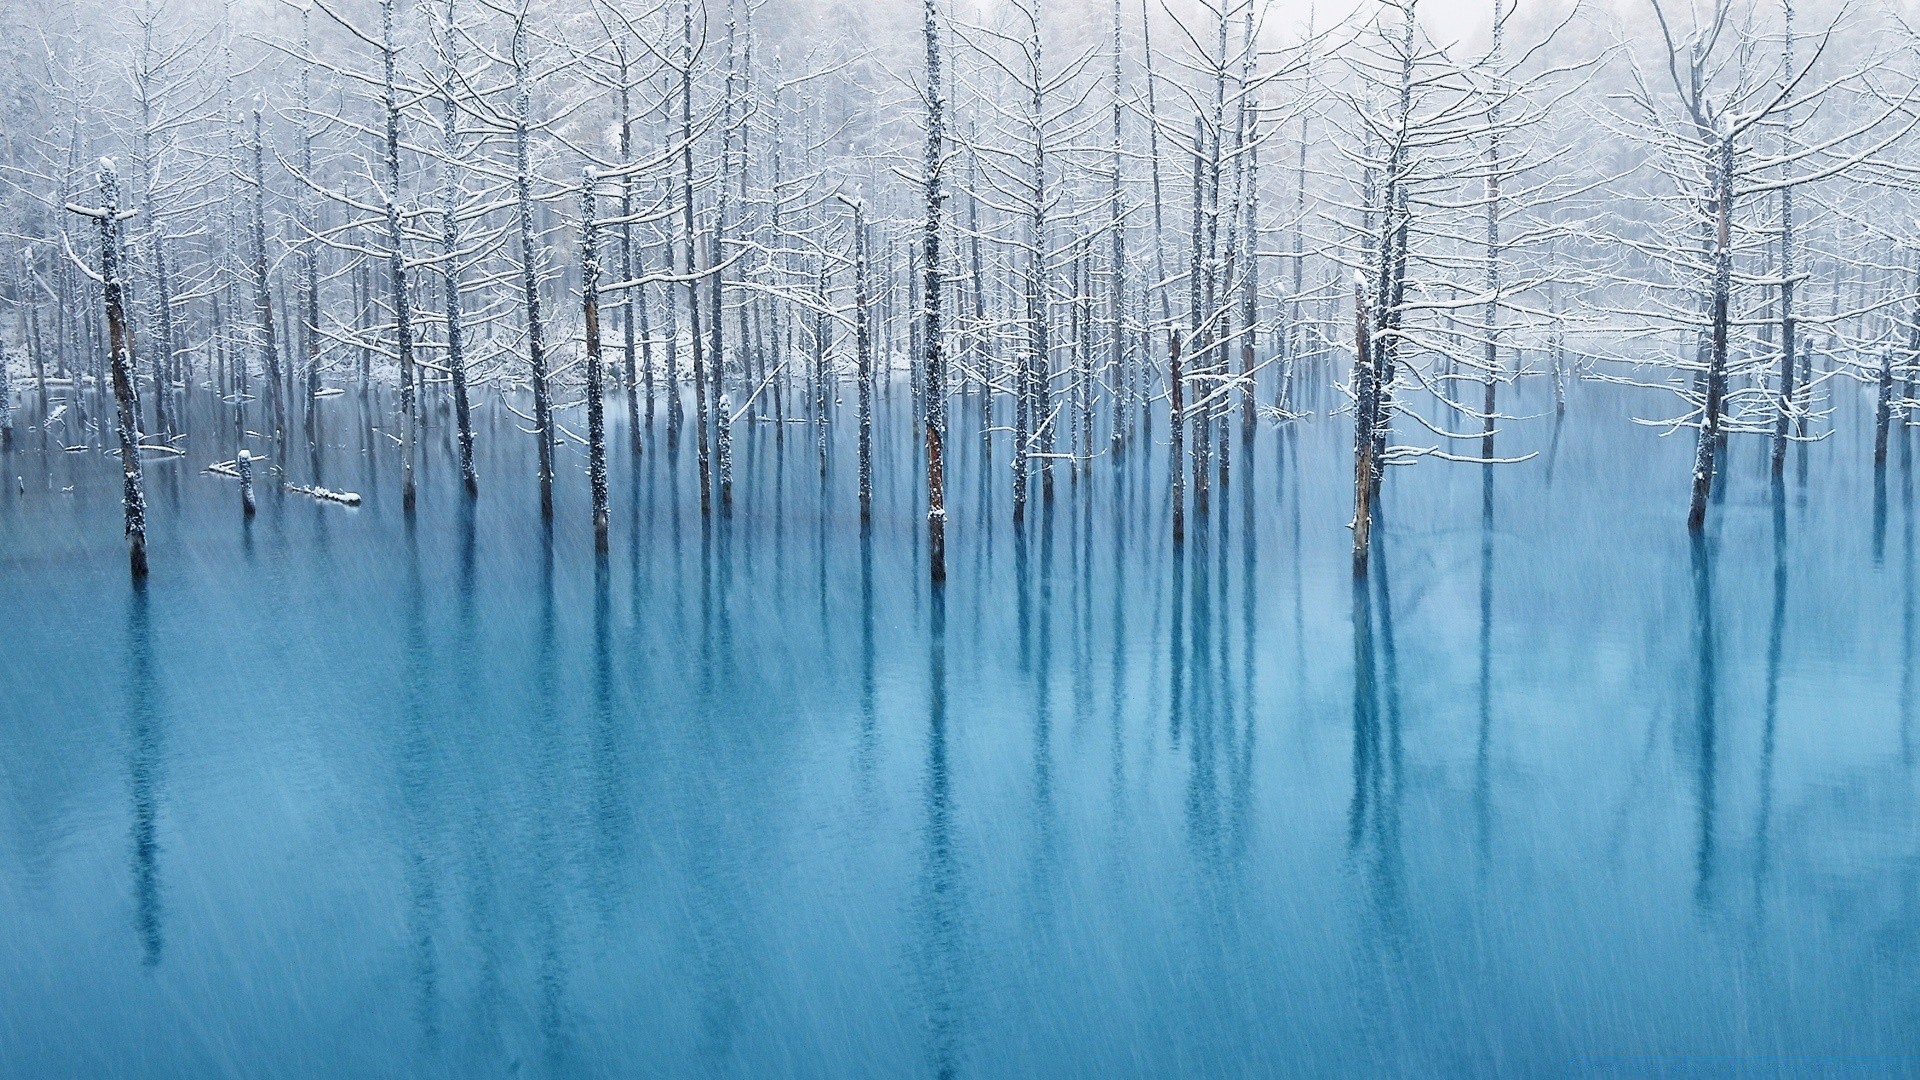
[8,0,1920,566]
[6,0,1920,1074]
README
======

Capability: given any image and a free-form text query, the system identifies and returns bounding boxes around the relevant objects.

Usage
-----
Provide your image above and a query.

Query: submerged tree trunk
[1482,0,1504,459]
[1189,116,1209,512]
[1141,0,1173,332]
[711,6,739,510]
[1108,0,1129,453]
[1353,275,1376,576]
[616,47,643,458]
[1771,0,1797,477]
[812,264,831,477]
[79,160,149,578]
[250,109,284,441]
[682,0,711,514]
[297,7,319,442]
[1876,347,1894,468]
[379,0,416,512]
[439,0,476,493]
[0,339,13,451]
[511,11,553,515]
[1688,132,1734,532]
[1240,100,1259,439]
[583,173,609,548]
[1170,328,1185,544]
[854,206,875,522]
[134,8,174,441]
[237,447,256,516]
[922,0,947,581]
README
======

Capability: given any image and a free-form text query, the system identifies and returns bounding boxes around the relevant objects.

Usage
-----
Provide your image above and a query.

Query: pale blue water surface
[2,376,1917,1077]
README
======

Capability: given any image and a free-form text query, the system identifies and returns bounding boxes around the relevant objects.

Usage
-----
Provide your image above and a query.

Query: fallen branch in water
[282,483,362,506]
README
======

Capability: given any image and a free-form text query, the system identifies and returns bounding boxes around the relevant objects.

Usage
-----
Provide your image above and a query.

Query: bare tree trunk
[854,205,874,522]
[711,4,739,510]
[250,109,285,441]
[1108,0,1129,454]
[1548,251,1565,415]
[80,161,149,577]
[1282,18,1313,416]
[510,10,553,515]
[662,231,681,433]
[1876,346,1893,468]
[968,130,990,454]
[1170,327,1184,544]
[1688,132,1733,531]
[149,232,176,439]
[0,339,12,452]
[1188,115,1209,511]
[1482,0,1504,459]
[134,12,174,440]
[1770,0,1797,476]
[1072,238,1091,472]
[1017,5,1051,519]
[813,262,831,477]
[380,0,417,512]
[1140,0,1172,330]
[30,302,49,438]
[438,0,475,492]
[923,0,947,581]
[1239,99,1259,439]
[238,448,257,515]
[617,50,642,456]
[1352,276,1374,576]
[583,173,609,548]
[299,7,321,442]
[682,0,711,514]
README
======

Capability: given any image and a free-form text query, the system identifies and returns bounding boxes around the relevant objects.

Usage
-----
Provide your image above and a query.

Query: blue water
[2,376,1918,1078]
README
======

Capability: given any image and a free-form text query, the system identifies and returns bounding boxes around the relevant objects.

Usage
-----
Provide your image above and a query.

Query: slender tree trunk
[250,109,284,441]
[135,20,174,441]
[682,0,711,513]
[1170,327,1185,544]
[1689,133,1734,531]
[617,55,643,456]
[0,339,13,452]
[968,131,990,454]
[1771,0,1797,476]
[380,0,416,511]
[923,0,947,581]
[813,264,831,477]
[439,0,476,492]
[1282,18,1313,416]
[1352,276,1374,576]
[1482,0,1504,459]
[1188,115,1209,511]
[82,162,149,577]
[583,173,610,547]
[854,206,874,522]
[711,4,739,510]
[299,7,321,442]
[1240,99,1259,439]
[149,233,175,438]
[1876,346,1894,468]
[511,12,552,514]
[1108,0,1128,453]
[1140,0,1172,329]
